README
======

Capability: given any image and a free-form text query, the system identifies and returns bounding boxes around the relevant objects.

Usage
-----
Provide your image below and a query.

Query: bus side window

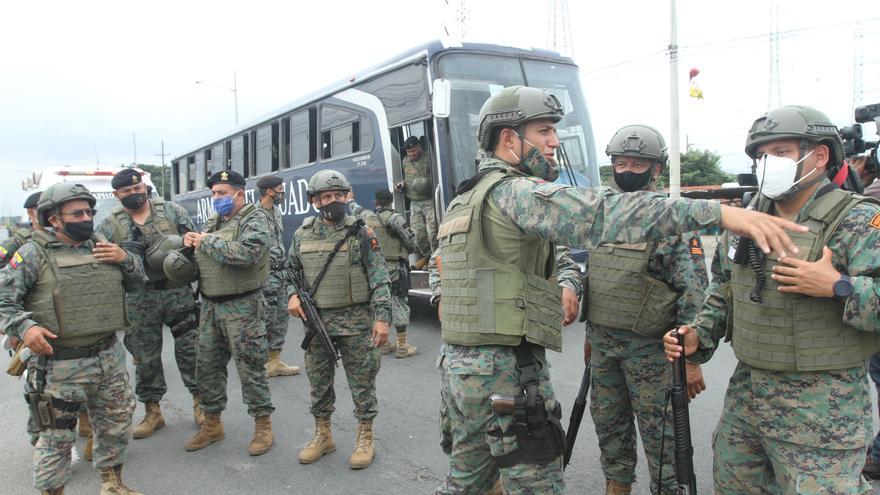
[172,161,181,195]
[186,156,196,192]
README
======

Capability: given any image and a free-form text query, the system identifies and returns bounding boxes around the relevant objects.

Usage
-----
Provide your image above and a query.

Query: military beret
[207,170,246,188]
[23,191,41,209]
[256,175,283,189]
[112,168,143,189]
[374,188,393,203]
[404,136,421,149]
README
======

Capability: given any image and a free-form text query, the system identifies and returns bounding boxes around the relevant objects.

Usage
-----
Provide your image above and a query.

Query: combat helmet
[145,234,184,273]
[36,183,96,227]
[163,248,199,284]
[605,125,669,166]
[745,105,843,167]
[477,86,564,150]
[307,169,351,198]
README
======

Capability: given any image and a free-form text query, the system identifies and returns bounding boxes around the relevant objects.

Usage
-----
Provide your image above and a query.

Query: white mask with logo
[755,150,816,200]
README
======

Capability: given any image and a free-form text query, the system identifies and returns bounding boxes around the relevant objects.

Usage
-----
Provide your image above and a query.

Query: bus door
[389,120,436,218]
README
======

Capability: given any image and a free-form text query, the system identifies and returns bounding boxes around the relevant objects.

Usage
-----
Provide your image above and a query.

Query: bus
[170,40,600,295]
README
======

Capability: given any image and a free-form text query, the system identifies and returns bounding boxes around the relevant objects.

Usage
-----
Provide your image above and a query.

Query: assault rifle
[563,356,590,468]
[291,269,340,366]
[671,331,697,494]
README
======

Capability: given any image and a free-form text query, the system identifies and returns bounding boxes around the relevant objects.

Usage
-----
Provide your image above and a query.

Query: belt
[201,287,261,304]
[51,334,116,361]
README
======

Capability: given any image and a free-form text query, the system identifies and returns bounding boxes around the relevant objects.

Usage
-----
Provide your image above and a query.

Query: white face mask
[755,150,816,200]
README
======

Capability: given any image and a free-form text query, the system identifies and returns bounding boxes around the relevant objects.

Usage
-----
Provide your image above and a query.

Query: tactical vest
[438,170,563,352]
[110,199,176,281]
[363,209,408,261]
[730,189,880,371]
[403,155,432,201]
[23,230,127,348]
[586,242,680,337]
[298,216,370,309]
[197,203,269,297]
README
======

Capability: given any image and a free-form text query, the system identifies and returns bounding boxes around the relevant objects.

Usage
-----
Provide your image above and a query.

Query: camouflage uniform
[288,215,391,421]
[0,236,144,491]
[258,202,290,353]
[97,200,199,403]
[0,226,32,268]
[403,153,437,258]
[586,232,708,493]
[196,206,274,418]
[436,157,721,495]
[688,179,880,494]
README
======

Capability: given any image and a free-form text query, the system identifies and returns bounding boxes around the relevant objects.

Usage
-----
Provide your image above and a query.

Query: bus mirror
[432,79,451,118]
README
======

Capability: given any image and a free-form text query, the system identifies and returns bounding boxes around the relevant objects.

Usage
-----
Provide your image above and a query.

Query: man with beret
[0,191,43,269]
[256,174,300,377]
[184,170,275,456]
[394,136,436,268]
[97,168,202,441]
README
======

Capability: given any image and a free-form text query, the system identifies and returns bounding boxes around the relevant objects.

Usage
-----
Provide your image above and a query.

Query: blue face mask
[213,194,236,216]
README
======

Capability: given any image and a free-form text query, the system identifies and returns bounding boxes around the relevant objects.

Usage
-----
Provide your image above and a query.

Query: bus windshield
[436,53,599,190]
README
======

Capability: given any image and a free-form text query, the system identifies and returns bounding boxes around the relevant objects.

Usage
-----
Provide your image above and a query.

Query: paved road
[1,236,877,494]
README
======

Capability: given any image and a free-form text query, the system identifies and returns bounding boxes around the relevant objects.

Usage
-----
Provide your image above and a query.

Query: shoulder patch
[0,245,7,260]
[9,251,23,269]
[364,226,381,251]
[688,236,704,259]
[870,212,880,230]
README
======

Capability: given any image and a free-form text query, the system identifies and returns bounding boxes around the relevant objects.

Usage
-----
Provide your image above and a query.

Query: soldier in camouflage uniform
[287,169,391,469]
[97,168,201,440]
[665,105,880,494]
[348,188,420,358]
[395,136,436,265]
[255,174,301,377]
[585,125,708,495]
[0,183,144,495]
[183,170,275,456]
[434,86,805,495]
[0,191,42,268]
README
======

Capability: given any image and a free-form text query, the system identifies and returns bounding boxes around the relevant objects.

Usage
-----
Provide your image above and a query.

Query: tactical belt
[51,334,116,361]
[201,286,261,304]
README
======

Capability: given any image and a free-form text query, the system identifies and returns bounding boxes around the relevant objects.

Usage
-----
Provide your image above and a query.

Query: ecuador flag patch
[9,252,23,269]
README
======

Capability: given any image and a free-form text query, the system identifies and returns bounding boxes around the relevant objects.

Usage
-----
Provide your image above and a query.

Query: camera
[839,103,879,178]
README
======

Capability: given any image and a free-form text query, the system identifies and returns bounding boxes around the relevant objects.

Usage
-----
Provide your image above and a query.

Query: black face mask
[614,170,654,193]
[320,201,349,223]
[63,221,94,242]
[120,192,147,210]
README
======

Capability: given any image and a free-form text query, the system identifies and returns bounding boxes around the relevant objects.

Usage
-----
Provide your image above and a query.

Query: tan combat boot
[41,487,64,495]
[84,434,93,462]
[349,420,374,469]
[185,412,224,451]
[99,464,142,495]
[132,402,165,439]
[605,480,632,495]
[378,339,397,356]
[298,416,335,464]
[484,478,503,495]
[248,415,273,456]
[78,410,91,437]
[413,257,429,270]
[266,350,300,377]
[192,394,205,427]
[395,330,418,359]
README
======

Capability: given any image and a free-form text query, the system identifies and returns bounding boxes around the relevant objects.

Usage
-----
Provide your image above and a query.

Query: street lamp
[195,70,239,126]
[108,128,137,167]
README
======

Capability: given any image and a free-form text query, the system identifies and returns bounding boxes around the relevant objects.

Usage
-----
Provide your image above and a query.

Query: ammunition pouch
[6,343,28,377]
[25,355,81,431]
[490,343,566,468]
[391,261,411,297]
[27,392,56,431]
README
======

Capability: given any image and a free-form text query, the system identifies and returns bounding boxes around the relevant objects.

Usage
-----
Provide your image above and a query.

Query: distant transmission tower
[546,0,573,57]
[768,2,782,110]
[853,21,864,109]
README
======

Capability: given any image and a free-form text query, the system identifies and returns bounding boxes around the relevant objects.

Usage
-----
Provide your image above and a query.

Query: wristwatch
[832,274,853,302]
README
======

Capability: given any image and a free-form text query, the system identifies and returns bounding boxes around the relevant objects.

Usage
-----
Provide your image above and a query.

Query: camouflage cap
[477,86,564,150]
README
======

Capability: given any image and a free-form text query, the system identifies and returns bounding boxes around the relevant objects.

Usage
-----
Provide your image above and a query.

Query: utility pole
[155,140,172,200]
[668,0,681,198]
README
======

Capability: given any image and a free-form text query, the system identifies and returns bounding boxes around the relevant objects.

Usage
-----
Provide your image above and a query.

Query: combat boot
[192,394,205,427]
[413,257,428,270]
[77,410,91,437]
[132,402,165,439]
[298,416,335,464]
[99,464,142,495]
[266,350,300,377]
[395,330,418,359]
[349,420,374,469]
[485,479,503,495]
[185,413,224,451]
[605,480,632,495]
[84,434,93,462]
[41,487,64,495]
[248,415,273,456]
[378,339,396,355]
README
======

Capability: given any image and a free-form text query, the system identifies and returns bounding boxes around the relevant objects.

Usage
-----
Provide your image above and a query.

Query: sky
[1,0,878,215]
